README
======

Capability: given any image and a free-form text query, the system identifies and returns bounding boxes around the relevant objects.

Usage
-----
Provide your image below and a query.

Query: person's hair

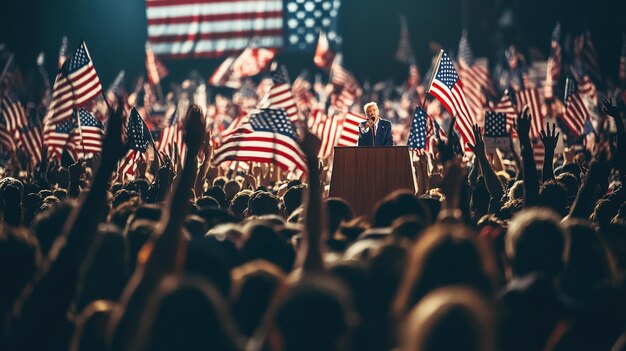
[399,287,495,351]
[538,180,569,217]
[240,223,294,273]
[363,101,378,113]
[32,200,75,256]
[223,180,241,202]
[205,186,228,209]
[52,188,67,200]
[508,180,524,201]
[229,190,253,220]
[247,191,279,217]
[372,190,429,228]
[231,260,285,336]
[555,172,578,200]
[506,208,567,278]
[394,224,492,318]
[125,220,155,272]
[392,215,428,241]
[270,275,356,351]
[135,275,243,351]
[212,176,228,188]
[282,184,306,217]
[560,220,615,300]
[326,197,353,237]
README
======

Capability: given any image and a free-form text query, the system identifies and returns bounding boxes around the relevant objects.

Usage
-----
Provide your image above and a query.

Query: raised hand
[515,106,532,143]
[602,97,620,118]
[184,104,206,156]
[101,102,127,166]
[299,130,322,162]
[467,124,486,157]
[539,122,560,151]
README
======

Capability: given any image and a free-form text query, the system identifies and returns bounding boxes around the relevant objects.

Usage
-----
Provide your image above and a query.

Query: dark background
[1,0,625,89]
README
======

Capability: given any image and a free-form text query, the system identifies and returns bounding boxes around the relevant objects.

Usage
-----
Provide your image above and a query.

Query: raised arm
[9,102,126,350]
[467,124,504,203]
[569,145,609,219]
[294,130,325,273]
[602,97,626,182]
[539,122,560,181]
[516,107,539,207]
[108,105,205,351]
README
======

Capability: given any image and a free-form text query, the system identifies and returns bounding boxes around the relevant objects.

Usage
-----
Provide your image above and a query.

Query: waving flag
[119,108,153,176]
[317,113,341,157]
[562,76,589,137]
[547,23,562,84]
[515,86,543,140]
[395,15,413,64]
[575,30,601,82]
[158,106,187,165]
[145,43,169,85]
[213,108,307,173]
[337,111,365,146]
[58,36,68,69]
[231,47,276,78]
[427,50,475,150]
[43,41,102,159]
[146,0,341,59]
[494,89,518,131]
[18,107,44,165]
[1,92,27,135]
[408,107,428,149]
[266,65,300,123]
[314,31,336,71]
[69,109,104,156]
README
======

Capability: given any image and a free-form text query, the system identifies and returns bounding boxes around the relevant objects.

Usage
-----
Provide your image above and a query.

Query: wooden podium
[329,146,416,217]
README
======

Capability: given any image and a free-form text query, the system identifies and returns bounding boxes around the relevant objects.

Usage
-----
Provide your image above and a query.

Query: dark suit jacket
[357,118,394,146]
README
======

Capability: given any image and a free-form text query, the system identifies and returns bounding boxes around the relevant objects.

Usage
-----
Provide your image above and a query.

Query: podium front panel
[329,146,416,217]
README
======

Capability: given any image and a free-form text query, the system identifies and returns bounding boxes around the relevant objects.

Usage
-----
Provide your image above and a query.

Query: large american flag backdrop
[146,0,341,59]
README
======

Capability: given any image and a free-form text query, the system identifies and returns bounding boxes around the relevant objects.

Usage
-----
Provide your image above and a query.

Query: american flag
[334,86,356,113]
[1,92,27,135]
[68,109,104,157]
[119,108,153,176]
[17,106,43,165]
[620,34,626,83]
[231,47,275,78]
[330,53,359,90]
[308,108,327,138]
[318,112,342,157]
[158,106,187,165]
[494,89,518,132]
[0,124,16,152]
[575,30,602,82]
[145,43,169,85]
[126,107,153,153]
[547,22,562,84]
[337,111,365,146]
[146,0,341,58]
[314,31,336,71]
[43,41,102,159]
[395,15,413,64]
[408,107,428,149]
[213,108,307,173]
[427,50,475,151]
[45,114,76,159]
[562,76,588,137]
[515,87,543,139]
[208,57,241,88]
[484,111,507,137]
[578,75,597,103]
[266,65,300,123]
[457,33,495,96]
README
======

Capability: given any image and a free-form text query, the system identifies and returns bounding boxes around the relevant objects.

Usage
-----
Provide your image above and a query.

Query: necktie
[372,124,376,141]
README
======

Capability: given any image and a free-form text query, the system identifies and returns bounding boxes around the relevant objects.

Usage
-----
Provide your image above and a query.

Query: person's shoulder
[380,118,392,127]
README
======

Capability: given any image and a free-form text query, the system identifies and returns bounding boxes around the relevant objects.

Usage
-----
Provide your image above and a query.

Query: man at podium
[357,102,394,146]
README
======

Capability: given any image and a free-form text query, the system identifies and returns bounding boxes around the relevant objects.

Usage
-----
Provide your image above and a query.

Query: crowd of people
[2,31,626,351]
